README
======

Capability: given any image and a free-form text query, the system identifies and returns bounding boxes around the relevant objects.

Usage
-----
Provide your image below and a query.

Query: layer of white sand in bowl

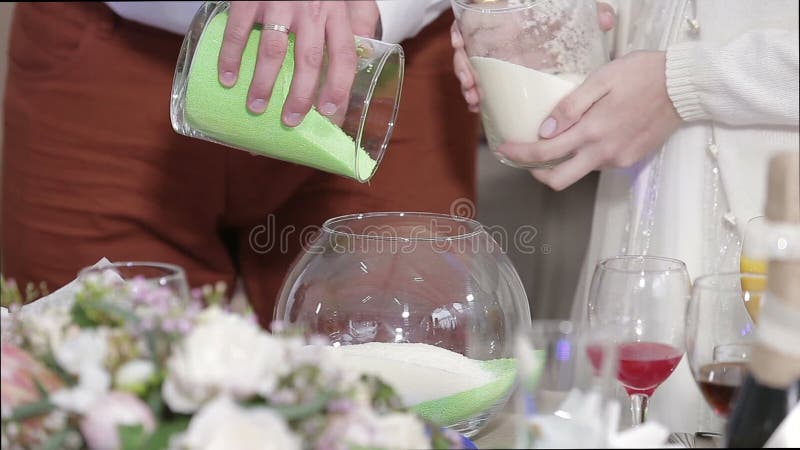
[325,342,496,406]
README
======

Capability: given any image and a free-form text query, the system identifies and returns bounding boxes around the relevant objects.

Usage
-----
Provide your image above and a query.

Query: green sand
[413,358,517,426]
[185,14,376,181]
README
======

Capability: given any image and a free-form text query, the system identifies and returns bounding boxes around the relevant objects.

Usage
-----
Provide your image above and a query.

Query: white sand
[470,56,584,147]
[324,342,495,406]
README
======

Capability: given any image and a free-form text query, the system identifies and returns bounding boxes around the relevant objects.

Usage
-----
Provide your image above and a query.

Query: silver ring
[262,23,290,34]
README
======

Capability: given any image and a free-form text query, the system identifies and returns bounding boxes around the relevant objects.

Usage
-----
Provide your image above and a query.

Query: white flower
[49,329,111,413]
[15,308,72,355]
[53,329,108,376]
[176,396,300,450]
[1,307,13,344]
[50,365,111,414]
[371,412,432,449]
[161,307,289,413]
[318,407,431,450]
[79,391,156,450]
[114,359,155,394]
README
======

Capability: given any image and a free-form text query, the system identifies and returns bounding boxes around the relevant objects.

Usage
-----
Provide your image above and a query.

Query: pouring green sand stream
[183,13,384,182]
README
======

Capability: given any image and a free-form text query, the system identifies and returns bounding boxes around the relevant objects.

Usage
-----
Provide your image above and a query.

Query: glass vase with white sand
[452,0,609,169]
[274,212,531,437]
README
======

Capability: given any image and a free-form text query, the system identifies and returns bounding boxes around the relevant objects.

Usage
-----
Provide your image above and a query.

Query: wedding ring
[262,23,290,34]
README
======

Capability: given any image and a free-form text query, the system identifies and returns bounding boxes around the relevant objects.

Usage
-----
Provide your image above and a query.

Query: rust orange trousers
[1,3,479,324]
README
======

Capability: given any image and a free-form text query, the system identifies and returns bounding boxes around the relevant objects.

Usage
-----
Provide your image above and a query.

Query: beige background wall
[0,2,594,320]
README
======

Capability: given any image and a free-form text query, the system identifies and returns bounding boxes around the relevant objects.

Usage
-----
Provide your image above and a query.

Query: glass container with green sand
[171,2,404,182]
[275,212,532,437]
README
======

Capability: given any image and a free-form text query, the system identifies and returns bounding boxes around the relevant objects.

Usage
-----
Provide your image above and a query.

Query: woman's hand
[499,51,682,191]
[451,2,616,112]
[219,1,379,127]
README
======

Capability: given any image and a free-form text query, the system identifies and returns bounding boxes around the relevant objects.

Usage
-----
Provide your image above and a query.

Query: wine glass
[78,261,190,301]
[274,212,531,437]
[587,255,691,426]
[515,320,619,449]
[740,216,768,322]
[687,273,757,418]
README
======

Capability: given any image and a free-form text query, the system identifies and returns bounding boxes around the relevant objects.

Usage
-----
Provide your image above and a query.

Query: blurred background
[0,2,598,320]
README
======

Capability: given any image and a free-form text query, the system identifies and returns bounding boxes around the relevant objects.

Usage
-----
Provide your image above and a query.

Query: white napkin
[527,388,675,449]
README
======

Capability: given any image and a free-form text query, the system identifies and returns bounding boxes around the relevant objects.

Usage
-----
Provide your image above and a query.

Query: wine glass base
[667,432,723,448]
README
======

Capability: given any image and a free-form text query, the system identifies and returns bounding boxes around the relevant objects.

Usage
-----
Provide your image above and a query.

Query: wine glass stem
[630,394,649,425]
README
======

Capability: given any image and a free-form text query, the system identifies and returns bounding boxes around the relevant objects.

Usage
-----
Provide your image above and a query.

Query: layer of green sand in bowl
[412,358,517,426]
[184,13,377,181]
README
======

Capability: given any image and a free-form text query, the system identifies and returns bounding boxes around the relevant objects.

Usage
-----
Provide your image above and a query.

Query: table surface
[473,412,516,449]
[471,413,721,449]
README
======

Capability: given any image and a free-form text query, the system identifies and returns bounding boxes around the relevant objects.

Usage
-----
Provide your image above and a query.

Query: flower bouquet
[0,267,472,450]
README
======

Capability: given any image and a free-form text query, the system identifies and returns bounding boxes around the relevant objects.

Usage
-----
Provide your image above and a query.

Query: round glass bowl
[275,212,531,436]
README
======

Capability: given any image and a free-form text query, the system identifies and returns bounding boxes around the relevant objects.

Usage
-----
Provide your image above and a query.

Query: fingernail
[451,28,460,47]
[464,89,478,105]
[221,71,236,87]
[319,103,337,116]
[457,71,468,85]
[284,112,303,127]
[249,98,266,113]
[539,117,557,138]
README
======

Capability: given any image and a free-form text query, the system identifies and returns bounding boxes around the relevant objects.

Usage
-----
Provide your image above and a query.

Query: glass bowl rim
[78,261,187,283]
[596,255,687,274]
[693,271,767,293]
[321,211,485,242]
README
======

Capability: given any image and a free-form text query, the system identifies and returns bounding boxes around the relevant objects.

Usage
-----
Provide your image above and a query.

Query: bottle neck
[752,260,800,388]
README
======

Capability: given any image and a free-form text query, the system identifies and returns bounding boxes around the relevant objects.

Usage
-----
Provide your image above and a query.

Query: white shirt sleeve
[376,0,452,44]
[666,29,800,126]
[105,2,202,35]
[106,1,452,43]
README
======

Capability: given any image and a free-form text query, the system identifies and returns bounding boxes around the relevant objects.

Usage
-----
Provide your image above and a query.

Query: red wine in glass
[588,341,683,396]
[696,361,748,416]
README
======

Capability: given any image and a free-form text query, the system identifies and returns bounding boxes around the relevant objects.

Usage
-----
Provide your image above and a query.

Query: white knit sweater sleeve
[665,30,800,126]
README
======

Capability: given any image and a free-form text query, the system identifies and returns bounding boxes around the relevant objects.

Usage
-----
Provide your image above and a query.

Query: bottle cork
[752,152,800,388]
[765,152,800,223]
[765,152,800,310]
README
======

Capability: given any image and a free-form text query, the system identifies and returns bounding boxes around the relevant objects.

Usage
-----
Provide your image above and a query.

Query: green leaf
[70,301,97,328]
[92,300,140,325]
[119,423,147,450]
[143,416,191,450]
[39,429,70,450]
[431,432,453,450]
[146,385,164,419]
[271,391,334,422]
[41,353,76,385]
[32,376,50,400]
[9,399,55,421]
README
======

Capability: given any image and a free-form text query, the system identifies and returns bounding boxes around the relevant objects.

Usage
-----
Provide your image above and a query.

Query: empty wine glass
[687,273,756,418]
[515,320,619,448]
[587,255,691,426]
[78,261,190,301]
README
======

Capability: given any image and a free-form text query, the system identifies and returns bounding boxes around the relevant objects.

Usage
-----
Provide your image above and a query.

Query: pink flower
[79,391,156,450]
[1,343,63,413]
[0,343,64,446]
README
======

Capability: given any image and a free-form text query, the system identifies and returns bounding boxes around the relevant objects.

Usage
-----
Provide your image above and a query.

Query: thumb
[596,2,616,32]
[348,1,381,39]
[540,73,610,139]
